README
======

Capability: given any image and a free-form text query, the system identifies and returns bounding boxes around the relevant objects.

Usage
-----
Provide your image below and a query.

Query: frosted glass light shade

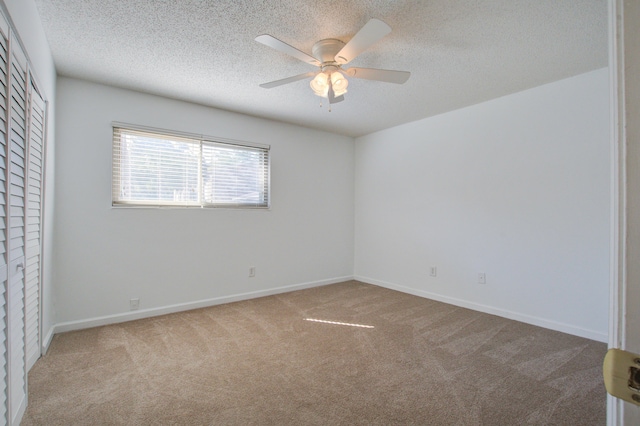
[310,71,349,98]
[310,72,329,97]
[331,71,348,96]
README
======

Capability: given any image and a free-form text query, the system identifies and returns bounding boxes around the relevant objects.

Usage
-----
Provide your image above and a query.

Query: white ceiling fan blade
[259,72,317,89]
[334,18,391,65]
[344,67,410,84]
[255,35,320,66]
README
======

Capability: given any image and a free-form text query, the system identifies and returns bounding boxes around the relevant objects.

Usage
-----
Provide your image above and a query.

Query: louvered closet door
[25,83,43,371]
[0,14,9,426]
[7,34,27,425]
[0,7,46,425]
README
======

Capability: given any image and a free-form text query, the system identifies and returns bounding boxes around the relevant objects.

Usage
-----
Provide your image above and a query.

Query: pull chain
[318,100,332,112]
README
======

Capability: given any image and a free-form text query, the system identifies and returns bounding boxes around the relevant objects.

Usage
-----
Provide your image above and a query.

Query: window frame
[111,123,270,209]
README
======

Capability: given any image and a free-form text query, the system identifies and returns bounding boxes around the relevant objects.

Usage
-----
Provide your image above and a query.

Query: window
[112,125,270,208]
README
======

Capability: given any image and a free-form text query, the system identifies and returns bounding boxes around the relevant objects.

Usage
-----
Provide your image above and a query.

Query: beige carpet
[22,281,606,425]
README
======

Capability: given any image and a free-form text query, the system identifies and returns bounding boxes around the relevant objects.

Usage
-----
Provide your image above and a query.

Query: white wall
[3,0,57,351]
[354,68,610,341]
[54,77,354,326]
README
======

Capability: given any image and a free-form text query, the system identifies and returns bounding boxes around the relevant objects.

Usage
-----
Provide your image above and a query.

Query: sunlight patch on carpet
[304,318,375,329]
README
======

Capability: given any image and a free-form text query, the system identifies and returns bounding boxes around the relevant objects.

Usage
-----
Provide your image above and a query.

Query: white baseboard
[354,275,608,343]
[42,325,55,354]
[13,395,26,426]
[53,276,353,334]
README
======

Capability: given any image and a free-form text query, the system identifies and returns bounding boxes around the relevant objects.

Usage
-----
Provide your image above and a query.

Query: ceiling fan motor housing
[312,39,346,69]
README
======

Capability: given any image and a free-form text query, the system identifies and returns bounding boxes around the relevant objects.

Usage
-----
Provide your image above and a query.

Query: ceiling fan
[255,18,410,105]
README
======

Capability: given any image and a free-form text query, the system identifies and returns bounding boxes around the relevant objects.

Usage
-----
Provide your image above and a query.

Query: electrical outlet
[478,273,486,284]
[430,266,437,277]
[130,298,140,310]
[249,266,256,277]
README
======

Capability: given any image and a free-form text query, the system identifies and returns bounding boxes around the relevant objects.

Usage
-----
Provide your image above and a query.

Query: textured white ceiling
[33,0,608,137]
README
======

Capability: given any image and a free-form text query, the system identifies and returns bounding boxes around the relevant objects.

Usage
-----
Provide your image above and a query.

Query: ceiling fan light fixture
[310,72,329,97]
[310,70,349,98]
[331,71,348,96]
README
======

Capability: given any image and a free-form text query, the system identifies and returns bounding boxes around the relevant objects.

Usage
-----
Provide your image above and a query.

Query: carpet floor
[22,281,607,425]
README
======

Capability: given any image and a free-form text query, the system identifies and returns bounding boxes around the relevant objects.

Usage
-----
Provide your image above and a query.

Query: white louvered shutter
[25,83,44,371]
[0,7,48,425]
[7,33,27,425]
[0,14,10,426]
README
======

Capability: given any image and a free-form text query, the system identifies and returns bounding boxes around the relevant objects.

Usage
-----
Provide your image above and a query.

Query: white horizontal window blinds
[201,142,269,207]
[113,126,270,208]
[113,128,200,206]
